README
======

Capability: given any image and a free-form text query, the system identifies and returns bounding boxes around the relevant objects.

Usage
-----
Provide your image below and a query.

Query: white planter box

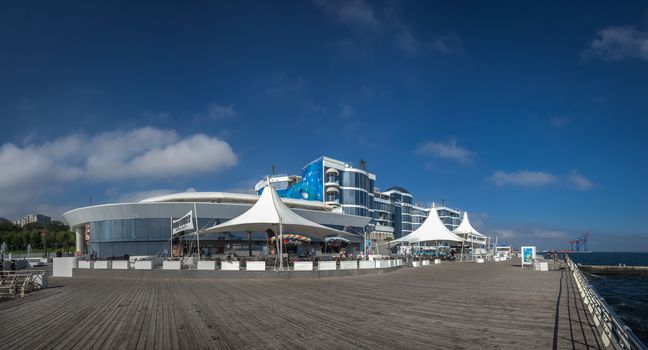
[538,262,548,271]
[112,260,129,270]
[163,261,181,270]
[78,261,94,269]
[94,261,111,269]
[246,261,265,271]
[412,261,421,267]
[221,261,240,271]
[340,261,357,270]
[53,257,79,277]
[134,261,153,270]
[422,260,430,266]
[318,261,337,271]
[293,262,313,271]
[377,260,390,268]
[197,261,216,270]
[434,259,441,264]
[395,259,402,266]
[359,261,375,269]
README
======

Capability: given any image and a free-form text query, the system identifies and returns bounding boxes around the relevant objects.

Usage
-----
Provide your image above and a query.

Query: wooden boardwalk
[0,260,602,349]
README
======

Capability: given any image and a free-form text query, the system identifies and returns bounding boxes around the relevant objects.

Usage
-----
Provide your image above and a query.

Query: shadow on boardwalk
[0,261,602,349]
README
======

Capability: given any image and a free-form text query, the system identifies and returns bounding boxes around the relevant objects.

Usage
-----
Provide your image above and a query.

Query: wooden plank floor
[0,260,602,349]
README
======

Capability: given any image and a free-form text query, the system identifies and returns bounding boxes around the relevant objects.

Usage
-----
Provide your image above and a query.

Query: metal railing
[566,255,647,350]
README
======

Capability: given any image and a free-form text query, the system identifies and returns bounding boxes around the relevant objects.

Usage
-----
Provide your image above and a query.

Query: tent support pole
[279,223,284,270]
[193,202,200,262]
[460,239,464,262]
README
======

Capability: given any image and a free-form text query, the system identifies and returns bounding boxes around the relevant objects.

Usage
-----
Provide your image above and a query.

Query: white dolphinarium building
[64,155,480,258]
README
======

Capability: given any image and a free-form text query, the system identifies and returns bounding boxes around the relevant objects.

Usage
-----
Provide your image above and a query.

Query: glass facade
[88,218,172,258]
[339,189,369,206]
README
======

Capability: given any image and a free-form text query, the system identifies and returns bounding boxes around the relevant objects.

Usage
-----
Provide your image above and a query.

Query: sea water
[570,252,648,344]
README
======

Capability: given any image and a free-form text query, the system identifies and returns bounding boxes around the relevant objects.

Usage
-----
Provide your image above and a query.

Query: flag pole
[194,202,200,262]
[170,217,173,259]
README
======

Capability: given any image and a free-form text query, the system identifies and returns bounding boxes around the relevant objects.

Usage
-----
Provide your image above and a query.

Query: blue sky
[1,1,648,251]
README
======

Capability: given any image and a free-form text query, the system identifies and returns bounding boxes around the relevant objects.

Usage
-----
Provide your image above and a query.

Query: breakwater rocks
[580,264,648,275]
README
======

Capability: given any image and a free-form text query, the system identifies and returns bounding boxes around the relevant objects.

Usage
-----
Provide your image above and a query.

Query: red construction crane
[566,231,591,252]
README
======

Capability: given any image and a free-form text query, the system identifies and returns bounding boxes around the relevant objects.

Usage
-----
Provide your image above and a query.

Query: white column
[75,226,83,255]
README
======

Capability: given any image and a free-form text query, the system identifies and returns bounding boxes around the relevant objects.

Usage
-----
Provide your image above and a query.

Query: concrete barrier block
[134,261,153,270]
[197,261,216,270]
[35,274,48,288]
[422,260,430,266]
[112,260,129,270]
[53,257,79,277]
[412,261,421,267]
[359,260,375,269]
[293,262,313,271]
[163,261,181,270]
[94,261,111,269]
[476,258,485,264]
[221,261,240,271]
[434,259,441,264]
[340,261,357,270]
[78,261,94,269]
[318,261,337,271]
[246,261,265,271]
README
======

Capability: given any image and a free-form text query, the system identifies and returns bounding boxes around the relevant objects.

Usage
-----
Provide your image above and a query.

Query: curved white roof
[453,212,485,237]
[391,206,463,244]
[139,191,329,211]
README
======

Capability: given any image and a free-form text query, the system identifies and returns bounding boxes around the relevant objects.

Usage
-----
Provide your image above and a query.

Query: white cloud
[568,170,594,191]
[207,103,236,120]
[430,33,464,55]
[316,1,463,57]
[489,227,573,242]
[0,127,237,218]
[584,26,648,61]
[396,27,463,57]
[490,170,558,187]
[416,140,474,164]
[315,0,380,30]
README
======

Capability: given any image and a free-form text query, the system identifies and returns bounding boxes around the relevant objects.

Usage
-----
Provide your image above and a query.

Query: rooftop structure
[257,156,465,241]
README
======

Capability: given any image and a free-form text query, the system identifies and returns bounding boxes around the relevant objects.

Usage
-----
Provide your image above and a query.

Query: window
[325,173,339,184]
[325,190,339,202]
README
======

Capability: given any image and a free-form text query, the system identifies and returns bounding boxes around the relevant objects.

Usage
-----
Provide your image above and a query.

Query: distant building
[12,213,51,227]
[256,156,463,240]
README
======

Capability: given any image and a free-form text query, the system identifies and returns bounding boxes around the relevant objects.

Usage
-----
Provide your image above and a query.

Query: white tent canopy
[453,212,485,238]
[390,206,463,244]
[201,184,358,240]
